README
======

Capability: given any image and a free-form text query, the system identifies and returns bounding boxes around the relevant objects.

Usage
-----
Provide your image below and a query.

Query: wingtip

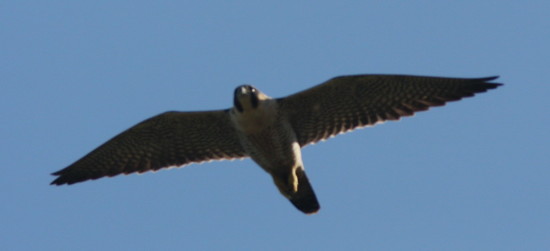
[50,176,67,186]
[483,75,499,81]
[50,169,82,186]
[480,76,503,88]
[469,76,503,93]
[50,173,61,185]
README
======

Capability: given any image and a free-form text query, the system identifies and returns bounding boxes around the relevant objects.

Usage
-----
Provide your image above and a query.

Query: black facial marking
[234,86,244,112]
[233,85,259,112]
[250,88,259,108]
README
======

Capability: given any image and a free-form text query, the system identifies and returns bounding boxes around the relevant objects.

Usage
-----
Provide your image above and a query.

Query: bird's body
[230,87,318,212]
[51,74,502,214]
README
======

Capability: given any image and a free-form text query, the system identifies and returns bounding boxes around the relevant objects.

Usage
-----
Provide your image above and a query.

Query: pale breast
[241,120,300,172]
[231,100,278,133]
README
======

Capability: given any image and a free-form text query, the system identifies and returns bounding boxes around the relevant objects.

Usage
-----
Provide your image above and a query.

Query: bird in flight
[51,74,502,214]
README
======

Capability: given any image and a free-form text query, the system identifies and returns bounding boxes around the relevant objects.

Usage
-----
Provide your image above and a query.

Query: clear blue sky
[2,1,549,250]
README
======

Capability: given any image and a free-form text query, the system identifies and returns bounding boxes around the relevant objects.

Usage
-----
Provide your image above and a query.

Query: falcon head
[233,85,270,113]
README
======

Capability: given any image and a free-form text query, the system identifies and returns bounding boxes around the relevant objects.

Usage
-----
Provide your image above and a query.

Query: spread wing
[277,74,502,146]
[51,110,246,185]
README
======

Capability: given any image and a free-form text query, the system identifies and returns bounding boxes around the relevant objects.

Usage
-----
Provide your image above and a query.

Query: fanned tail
[289,169,320,214]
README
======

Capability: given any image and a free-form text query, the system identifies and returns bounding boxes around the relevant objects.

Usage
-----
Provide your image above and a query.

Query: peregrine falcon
[51,74,502,214]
